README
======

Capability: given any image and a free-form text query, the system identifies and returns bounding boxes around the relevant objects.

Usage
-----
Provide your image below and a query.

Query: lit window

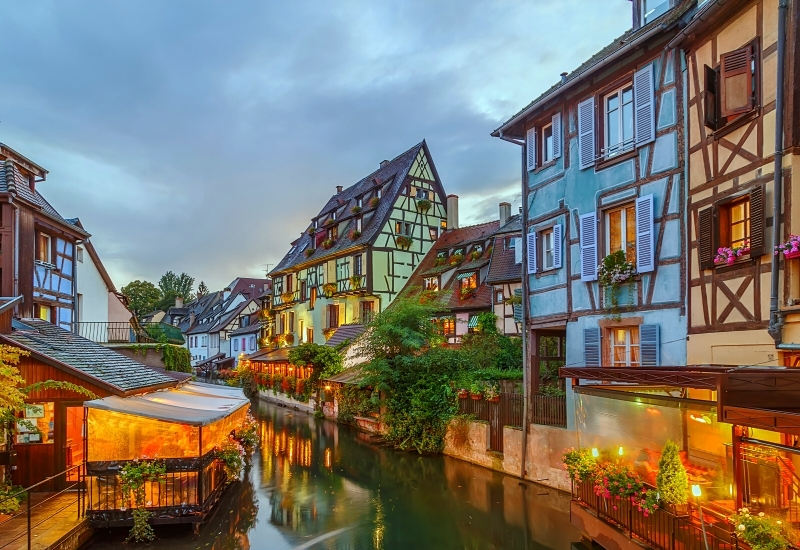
[611,327,640,367]
[542,123,554,163]
[36,304,52,322]
[440,316,455,334]
[440,219,447,230]
[604,85,635,157]
[423,277,439,291]
[721,198,751,250]
[460,273,477,290]
[605,204,637,264]
[429,227,438,240]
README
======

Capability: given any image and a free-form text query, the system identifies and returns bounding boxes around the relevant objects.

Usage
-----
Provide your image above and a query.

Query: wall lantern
[691,484,702,497]
[591,448,599,458]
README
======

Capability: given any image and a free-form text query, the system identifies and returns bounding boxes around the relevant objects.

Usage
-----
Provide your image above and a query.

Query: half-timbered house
[269,141,448,346]
[486,204,523,336]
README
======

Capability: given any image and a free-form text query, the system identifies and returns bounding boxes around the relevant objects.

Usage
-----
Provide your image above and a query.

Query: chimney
[499,202,511,228]
[380,160,389,168]
[560,72,568,84]
[189,311,196,326]
[175,296,184,309]
[336,185,343,193]
[223,287,231,301]
[446,194,459,230]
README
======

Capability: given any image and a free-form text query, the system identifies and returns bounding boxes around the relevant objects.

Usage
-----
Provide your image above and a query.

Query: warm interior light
[691,484,702,497]
[729,484,733,496]
[591,448,599,458]
[324,385,331,391]
[689,414,709,424]
[618,447,624,456]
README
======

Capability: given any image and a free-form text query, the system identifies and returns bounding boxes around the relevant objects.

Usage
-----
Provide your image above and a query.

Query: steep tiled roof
[271,141,443,274]
[230,318,260,336]
[487,234,522,284]
[493,0,695,134]
[325,324,366,349]
[496,214,522,235]
[3,319,176,394]
[0,160,88,236]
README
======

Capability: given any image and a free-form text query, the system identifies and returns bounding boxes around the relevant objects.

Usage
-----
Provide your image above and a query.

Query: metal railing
[72,321,184,345]
[0,463,85,550]
[531,393,567,428]
[573,477,739,550]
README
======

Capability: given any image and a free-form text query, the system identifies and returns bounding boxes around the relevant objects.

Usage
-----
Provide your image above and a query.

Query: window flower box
[775,235,800,259]
[460,287,476,300]
[416,198,432,213]
[280,292,294,303]
[369,197,380,209]
[322,238,336,250]
[304,248,314,258]
[348,229,361,240]
[396,236,413,249]
[322,283,337,298]
[449,253,464,265]
[715,240,750,265]
[351,205,362,215]
[349,275,364,290]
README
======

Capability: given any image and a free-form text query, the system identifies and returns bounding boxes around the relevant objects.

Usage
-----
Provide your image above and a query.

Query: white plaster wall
[76,249,109,323]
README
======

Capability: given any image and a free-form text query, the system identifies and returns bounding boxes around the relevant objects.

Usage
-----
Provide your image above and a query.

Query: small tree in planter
[656,440,688,513]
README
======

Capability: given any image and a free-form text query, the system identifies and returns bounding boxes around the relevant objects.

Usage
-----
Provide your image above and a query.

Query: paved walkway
[0,492,87,550]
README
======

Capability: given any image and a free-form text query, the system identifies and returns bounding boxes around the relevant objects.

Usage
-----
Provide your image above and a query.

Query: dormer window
[313,219,318,229]
[640,0,670,26]
[331,211,336,221]
[357,197,363,208]
[376,188,382,199]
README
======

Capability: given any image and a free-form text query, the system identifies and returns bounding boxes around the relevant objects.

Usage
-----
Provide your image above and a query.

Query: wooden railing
[573,478,740,550]
[531,393,567,428]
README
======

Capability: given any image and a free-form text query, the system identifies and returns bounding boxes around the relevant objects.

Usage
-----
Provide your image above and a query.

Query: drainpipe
[500,129,530,479]
[768,0,789,344]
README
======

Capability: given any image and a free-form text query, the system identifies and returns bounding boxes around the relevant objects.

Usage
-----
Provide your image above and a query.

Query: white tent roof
[84,382,249,426]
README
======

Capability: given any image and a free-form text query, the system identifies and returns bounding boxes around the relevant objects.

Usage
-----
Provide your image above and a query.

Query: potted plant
[322,282,337,297]
[457,388,469,399]
[450,253,464,265]
[434,257,447,267]
[775,235,800,259]
[351,205,362,215]
[469,382,483,400]
[304,248,315,258]
[416,198,432,213]
[598,249,637,317]
[715,240,750,265]
[307,226,316,236]
[656,440,689,515]
[460,287,476,300]
[730,508,790,550]
[396,236,413,249]
[322,238,336,250]
[369,196,380,208]
[349,229,361,240]
[350,275,364,290]
[469,249,482,261]
[484,383,500,402]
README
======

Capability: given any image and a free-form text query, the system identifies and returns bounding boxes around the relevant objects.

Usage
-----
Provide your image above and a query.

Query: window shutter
[584,328,601,367]
[513,288,523,323]
[514,237,522,264]
[551,112,562,159]
[526,127,537,171]
[580,212,598,281]
[577,97,596,170]
[635,194,655,273]
[634,64,655,146]
[639,324,660,366]
[698,206,715,270]
[749,184,766,257]
[527,232,537,275]
[720,46,754,117]
[704,65,718,129]
[552,224,563,269]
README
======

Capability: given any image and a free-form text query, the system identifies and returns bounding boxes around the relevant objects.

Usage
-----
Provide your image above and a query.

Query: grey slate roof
[3,319,176,394]
[271,141,443,275]
[0,159,88,236]
[325,324,366,349]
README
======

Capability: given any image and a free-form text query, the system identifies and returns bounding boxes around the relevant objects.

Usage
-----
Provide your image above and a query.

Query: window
[286,274,293,294]
[361,301,375,323]
[441,316,455,335]
[704,44,758,129]
[279,314,286,334]
[250,337,256,351]
[313,219,318,229]
[416,188,429,200]
[506,237,516,250]
[429,227,438,240]
[306,327,314,343]
[460,272,477,290]
[357,197,363,207]
[353,254,363,275]
[36,233,51,264]
[327,226,338,240]
[310,287,317,310]
[610,327,640,367]
[542,123,554,163]
[541,229,555,270]
[76,246,84,263]
[423,277,439,291]
[496,290,504,304]
[721,197,751,250]
[288,312,295,333]
[604,85,635,157]
[300,280,307,301]
[376,188,382,199]
[395,221,411,235]
[640,0,670,25]
[331,211,337,221]
[605,204,637,264]
[355,217,362,232]
[234,339,239,351]
[299,320,304,342]
[326,304,340,329]
[440,219,447,230]
[698,186,764,270]
[36,304,52,322]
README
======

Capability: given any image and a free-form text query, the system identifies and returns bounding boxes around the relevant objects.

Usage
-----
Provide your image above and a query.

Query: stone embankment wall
[257,390,315,414]
[443,420,577,492]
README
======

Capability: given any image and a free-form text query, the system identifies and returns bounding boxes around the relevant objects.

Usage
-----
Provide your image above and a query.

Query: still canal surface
[88,400,581,549]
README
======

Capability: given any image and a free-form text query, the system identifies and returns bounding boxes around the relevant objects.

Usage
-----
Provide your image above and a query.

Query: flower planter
[785,250,800,259]
[470,393,482,400]
[457,391,468,399]
[486,396,500,403]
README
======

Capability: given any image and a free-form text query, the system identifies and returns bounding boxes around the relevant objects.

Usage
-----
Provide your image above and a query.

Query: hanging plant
[304,248,315,258]
[396,236,413,249]
[351,205,362,215]
[216,438,246,481]
[598,250,636,318]
[349,229,361,240]
[322,282,337,297]
[416,198,432,213]
[322,238,336,250]
[119,457,167,542]
[715,240,750,265]
[449,253,464,265]
[350,275,364,290]
[232,413,259,457]
[369,196,380,208]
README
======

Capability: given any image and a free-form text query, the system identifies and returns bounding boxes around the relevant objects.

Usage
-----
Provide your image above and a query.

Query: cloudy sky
[1,0,630,291]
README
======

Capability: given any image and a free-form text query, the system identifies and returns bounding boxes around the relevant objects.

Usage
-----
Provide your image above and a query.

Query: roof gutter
[492,22,666,137]
[666,0,732,50]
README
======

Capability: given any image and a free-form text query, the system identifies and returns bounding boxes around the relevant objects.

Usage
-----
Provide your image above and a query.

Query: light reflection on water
[87,400,581,549]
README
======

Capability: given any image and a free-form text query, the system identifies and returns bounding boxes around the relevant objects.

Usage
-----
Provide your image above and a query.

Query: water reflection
[87,400,580,549]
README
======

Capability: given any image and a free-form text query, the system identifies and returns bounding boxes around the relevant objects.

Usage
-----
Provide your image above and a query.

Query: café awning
[84,381,249,427]
[457,272,476,280]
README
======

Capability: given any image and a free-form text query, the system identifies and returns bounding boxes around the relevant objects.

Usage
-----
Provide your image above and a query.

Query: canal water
[87,400,581,549]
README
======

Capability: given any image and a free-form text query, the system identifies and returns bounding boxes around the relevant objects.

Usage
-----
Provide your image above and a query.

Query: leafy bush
[562,447,596,482]
[730,508,789,550]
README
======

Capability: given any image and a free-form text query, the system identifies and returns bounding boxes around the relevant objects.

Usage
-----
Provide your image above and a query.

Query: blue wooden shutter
[634,64,656,146]
[513,288,523,323]
[552,224,563,269]
[584,328,601,367]
[580,213,598,281]
[635,194,655,273]
[526,127,537,171]
[552,112,562,160]
[577,97,595,169]
[639,324,660,366]
[527,232,537,275]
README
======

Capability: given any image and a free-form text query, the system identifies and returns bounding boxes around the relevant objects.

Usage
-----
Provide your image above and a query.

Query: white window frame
[604,203,636,259]
[541,229,555,270]
[610,327,640,367]
[603,84,635,158]
[541,123,554,163]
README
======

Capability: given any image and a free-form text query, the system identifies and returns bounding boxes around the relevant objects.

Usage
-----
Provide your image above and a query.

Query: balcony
[73,321,185,345]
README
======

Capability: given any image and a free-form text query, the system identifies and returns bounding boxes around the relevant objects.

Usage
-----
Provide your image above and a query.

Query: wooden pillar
[733,425,745,510]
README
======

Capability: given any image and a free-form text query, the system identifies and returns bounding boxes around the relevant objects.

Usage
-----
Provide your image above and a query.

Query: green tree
[459,311,522,371]
[288,343,343,385]
[656,440,688,505]
[121,280,162,317]
[196,281,209,298]
[156,271,195,311]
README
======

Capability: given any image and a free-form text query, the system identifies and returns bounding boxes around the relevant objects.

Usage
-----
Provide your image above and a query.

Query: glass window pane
[643,0,670,24]
[625,206,637,264]
[623,102,634,143]
[608,210,622,254]
[607,99,620,147]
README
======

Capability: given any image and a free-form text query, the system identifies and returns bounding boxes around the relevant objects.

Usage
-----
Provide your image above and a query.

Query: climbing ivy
[125,344,191,373]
